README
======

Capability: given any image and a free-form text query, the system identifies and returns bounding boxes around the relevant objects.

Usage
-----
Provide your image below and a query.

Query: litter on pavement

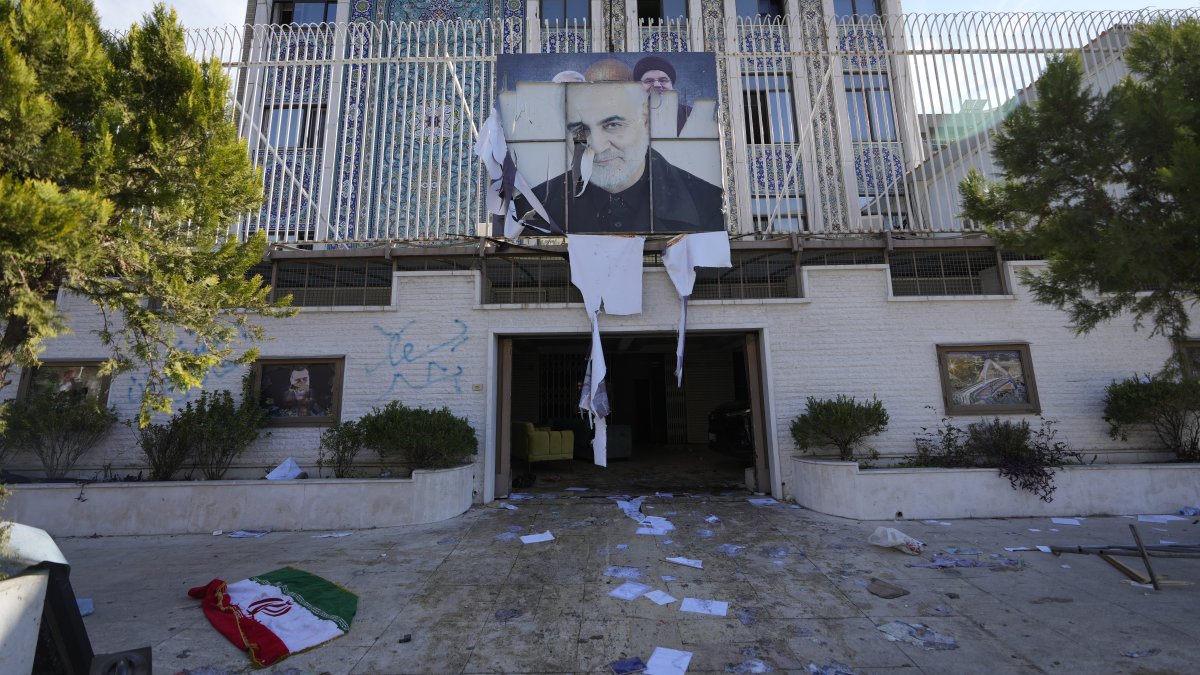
[646,647,692,675]
[867,527,925,555]
[680,597,728,616]
[876,621,959,650]
[519,531,554,544]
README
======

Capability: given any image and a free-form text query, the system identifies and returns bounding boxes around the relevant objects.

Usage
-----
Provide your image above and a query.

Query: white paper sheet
[680,598,728,616]
[1139,515,1186,523]
[646,647,693,675]
[499,503,519,510]
[1051,518,1081,525]
[1036,545,1052,553]
[704,515,720,523]
[643,589,677,605]
[568,234,646,316]
[608,582,652,601]
[747,498,778,506]
[519,530,555,544]
[665,557,703,569]
[310,532,352,538]
[265,457,304,480]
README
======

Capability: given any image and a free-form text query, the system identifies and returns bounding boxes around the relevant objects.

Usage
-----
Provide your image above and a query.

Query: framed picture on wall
[253,358,344,426]
[936,344,1040,415]
[1178,339,1200,377]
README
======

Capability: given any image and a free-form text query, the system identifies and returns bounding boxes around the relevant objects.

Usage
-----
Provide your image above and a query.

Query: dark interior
[507,332,757,492]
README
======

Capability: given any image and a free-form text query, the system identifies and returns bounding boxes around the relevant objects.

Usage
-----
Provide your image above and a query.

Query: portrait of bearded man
[519,81,724,234]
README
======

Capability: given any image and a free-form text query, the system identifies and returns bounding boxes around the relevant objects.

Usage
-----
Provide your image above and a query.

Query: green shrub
[318,420,364,478]
[177,377,268,479]
[1,390,117,478]
[1103,375,1200,461]
[908,415,1081,502]
[360,402,477,476]
[134,419,192,481]
[790,395,889,462]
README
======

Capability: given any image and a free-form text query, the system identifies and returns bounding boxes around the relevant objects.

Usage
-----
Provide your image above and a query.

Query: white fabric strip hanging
[568,234,646,467]
[661,231,732,386]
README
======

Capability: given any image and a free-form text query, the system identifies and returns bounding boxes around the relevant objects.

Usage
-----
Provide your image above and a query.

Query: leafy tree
[960,19,1200,349]
[0,0,292,423]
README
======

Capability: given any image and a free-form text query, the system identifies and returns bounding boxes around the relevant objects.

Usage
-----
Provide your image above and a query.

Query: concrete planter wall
[789,457,1200,520]
[3,464,475,537]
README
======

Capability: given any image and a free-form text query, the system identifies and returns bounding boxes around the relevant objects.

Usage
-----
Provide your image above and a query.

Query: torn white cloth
[569,234,645,467]
[661,232,731,385]
[474,111,559,238]
[568,234,646,316]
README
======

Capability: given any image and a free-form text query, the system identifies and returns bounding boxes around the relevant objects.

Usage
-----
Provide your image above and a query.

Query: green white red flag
[188,566,358,667]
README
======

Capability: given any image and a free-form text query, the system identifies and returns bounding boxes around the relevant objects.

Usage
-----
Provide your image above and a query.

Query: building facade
[5,1,1197,502]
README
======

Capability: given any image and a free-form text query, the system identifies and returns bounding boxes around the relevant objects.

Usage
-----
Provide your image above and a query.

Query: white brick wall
[4,262,1185,502]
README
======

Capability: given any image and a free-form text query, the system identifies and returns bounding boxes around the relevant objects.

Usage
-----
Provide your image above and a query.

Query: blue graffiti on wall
[367,319,469,399]
[124,340,245,406]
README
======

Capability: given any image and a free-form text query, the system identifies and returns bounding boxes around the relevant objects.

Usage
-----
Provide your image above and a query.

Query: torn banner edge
[661,231,732,386]
[474,110,561,238]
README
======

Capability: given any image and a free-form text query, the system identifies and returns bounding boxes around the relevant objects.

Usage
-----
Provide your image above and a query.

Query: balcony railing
[179,9,1197,244]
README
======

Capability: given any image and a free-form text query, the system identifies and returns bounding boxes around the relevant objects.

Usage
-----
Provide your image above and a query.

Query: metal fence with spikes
[175,9,1196,244]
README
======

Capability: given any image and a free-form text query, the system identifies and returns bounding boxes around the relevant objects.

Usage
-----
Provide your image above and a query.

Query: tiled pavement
[58,490,1200,674]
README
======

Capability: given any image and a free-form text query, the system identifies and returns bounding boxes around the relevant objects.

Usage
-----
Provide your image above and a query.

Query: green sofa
[512,421,574,463]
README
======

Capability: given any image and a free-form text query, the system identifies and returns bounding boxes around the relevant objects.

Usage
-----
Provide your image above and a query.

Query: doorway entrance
[494,331,772,496]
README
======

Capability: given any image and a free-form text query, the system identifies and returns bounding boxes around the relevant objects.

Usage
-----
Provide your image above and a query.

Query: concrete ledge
[3,464,475,537]
[789,456,1200,520]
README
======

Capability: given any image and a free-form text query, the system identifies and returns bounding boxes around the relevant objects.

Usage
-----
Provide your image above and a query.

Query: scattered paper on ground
[747,497,778,506]
[310,532,351,538]
[876,621,959,651]
[608,582,652,601]
[643,589,677,605]
[1051,518,1081,525]
[228,531,269,538]
[604,565,643,579]
[1139,515,1185,523]
[665,556,703,569]
[520,531,554,544]
[705,515,720,523]
[499,503,518,510]
[680,597,728,616]
[646,646,692,675]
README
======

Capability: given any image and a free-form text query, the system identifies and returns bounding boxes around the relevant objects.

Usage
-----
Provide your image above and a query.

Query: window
[272,1,337,24]
[483,256,583,304]
[19,361,112,405]
[637,0,688,21]
[254,358,343,426]
[736,0,785,18]
[936,344,1040,415]
[835,0,881,20]
[752,197,806,233]
[845,73,896,142]
[1179,340,1200,378]
[264,105,326,149]
[743,76,796,144]
[889,250,1004,296]
[692,252,799,299]
[271,259,393,306]
[541,0,590,25]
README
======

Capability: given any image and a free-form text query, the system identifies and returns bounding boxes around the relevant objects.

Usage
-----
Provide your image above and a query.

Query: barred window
[483,256,583,304]
[889,249,1004,296]
[693,252,798,300]
[394,257,478,273]
[798,250,884,266]
[271,259,393,306]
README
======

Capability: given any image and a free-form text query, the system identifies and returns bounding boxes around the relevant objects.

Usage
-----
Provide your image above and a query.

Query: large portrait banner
[494,52,724,235]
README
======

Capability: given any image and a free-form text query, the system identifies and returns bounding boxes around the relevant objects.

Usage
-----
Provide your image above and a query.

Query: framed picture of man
[496,52,724,235]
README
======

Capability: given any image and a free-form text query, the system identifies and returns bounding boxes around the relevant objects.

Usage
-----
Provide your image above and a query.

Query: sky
[95,1,1199,31]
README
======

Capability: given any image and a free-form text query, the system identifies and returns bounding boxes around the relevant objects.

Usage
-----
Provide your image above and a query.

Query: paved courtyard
[58,490,1200,674]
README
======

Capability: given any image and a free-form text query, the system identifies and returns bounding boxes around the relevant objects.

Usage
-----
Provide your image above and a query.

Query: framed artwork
[18,361,112,405]
[1178,340,1200,377]
[253,358,344,426]
[936,344,1040,415]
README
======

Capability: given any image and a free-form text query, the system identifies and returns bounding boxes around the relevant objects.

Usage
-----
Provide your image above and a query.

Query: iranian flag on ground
[188,567,358,667]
